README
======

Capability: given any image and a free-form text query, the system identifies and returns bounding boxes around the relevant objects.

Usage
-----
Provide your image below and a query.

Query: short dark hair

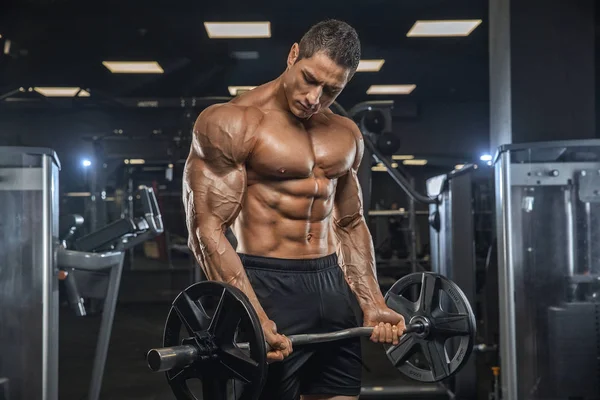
[297,19,361,77]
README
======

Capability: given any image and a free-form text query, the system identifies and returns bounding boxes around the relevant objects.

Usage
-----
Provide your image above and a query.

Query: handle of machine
[138,187,164,234]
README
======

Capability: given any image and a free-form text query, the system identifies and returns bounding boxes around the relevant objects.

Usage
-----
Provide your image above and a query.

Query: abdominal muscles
[232,176,338,259]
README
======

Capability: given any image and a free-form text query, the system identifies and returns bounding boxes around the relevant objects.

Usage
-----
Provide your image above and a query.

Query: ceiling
[0,0,489,110]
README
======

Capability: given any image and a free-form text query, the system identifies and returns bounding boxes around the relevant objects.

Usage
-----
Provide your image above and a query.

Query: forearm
[333,217,386,308]
[190,226,270,324]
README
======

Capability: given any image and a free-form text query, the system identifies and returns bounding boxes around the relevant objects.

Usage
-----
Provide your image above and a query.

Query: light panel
[228,86,257,96]
[34,87,90,97]
[403,159,428,166]
[371,164,388,172]
[102,61,164,74]
[357,59,385,72]
[371,162,400,172]
[65,192,92,197]
[392,155,415,161]
[205,22,271,39]
[367,85,416,95]
[407,20,482,37]
[455,164,465,170]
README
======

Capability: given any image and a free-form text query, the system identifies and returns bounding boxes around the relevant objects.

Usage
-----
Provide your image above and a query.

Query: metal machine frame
[494,139,600,399]
[58,250,125,400]
[427,166,479,399]
[0,147,61,400]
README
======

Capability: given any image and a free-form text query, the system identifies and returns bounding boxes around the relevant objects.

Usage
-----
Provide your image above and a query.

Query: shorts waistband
[238,253,338,272]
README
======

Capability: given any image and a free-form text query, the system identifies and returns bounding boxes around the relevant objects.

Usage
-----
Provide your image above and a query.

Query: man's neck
[270,75,291,113]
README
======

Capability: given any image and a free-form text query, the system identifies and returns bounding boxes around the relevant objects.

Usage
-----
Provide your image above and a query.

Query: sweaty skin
[183,46,405,365]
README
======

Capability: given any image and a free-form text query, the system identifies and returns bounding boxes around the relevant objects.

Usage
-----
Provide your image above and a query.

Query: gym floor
[58,273,448,400]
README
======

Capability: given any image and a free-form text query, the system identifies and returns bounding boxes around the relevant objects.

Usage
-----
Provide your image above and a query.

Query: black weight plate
[384,272,476,382]
[162,281,267,400]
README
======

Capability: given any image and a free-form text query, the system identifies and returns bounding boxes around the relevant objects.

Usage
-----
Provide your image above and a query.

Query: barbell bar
[148,323,427,373]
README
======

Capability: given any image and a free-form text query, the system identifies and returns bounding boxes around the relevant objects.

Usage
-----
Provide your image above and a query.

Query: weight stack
[547,302,600,398]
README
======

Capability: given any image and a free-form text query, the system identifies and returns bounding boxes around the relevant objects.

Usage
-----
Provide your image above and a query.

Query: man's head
[282,19,360,118]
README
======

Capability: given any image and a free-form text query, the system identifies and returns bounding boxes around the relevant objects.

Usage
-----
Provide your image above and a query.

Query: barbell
[146,272,476,400]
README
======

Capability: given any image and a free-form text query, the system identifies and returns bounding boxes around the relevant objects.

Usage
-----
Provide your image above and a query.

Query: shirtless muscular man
[183,19,406,400]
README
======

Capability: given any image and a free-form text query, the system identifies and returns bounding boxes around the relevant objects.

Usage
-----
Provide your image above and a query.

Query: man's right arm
[182,104,291,360]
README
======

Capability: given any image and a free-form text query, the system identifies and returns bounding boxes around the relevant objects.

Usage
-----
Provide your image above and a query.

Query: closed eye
[303,73,317,85]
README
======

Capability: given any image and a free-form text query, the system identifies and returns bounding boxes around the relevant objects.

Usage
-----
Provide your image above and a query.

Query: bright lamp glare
[82,159,92,167]
[480,154,492,162]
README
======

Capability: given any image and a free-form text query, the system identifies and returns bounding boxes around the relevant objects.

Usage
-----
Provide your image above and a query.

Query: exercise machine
[58,185,163,400]
[495,140,600,399]
[0,146,164,400]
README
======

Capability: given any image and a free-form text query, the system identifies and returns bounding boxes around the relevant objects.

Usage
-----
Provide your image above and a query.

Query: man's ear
[287,43,300,69]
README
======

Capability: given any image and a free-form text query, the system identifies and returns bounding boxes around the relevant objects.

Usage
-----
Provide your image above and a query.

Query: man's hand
[262,319,293,363]
[363,304,406,345]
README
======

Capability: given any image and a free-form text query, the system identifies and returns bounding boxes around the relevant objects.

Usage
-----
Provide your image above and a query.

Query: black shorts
[239,252,363,399]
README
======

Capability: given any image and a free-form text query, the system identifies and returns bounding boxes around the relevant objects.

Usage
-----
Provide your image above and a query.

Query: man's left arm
[332,120,406,345]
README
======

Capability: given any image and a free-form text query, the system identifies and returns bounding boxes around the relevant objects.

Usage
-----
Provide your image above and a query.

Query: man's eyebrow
[303,69,342,91]
[303,69,318,82]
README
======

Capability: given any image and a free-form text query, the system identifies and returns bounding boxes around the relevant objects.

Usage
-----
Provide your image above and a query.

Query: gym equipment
[146,272,476,400]
[426,165,495,398]
[0,147,61,400]
[495,140,600,399]
[59,185,164,400]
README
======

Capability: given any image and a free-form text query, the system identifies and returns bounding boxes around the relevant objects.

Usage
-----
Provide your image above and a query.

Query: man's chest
[247,113,356,180]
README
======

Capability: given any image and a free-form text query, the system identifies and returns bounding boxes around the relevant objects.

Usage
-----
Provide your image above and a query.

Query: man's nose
[306,87,322,107]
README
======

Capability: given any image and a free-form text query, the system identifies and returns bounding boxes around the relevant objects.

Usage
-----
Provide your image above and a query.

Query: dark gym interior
[1,0,600,399]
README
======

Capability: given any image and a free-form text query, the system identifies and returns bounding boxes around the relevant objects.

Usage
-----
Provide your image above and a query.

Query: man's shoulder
[200,102,266,130]
[323,113,363,140]
[192,102,263,163]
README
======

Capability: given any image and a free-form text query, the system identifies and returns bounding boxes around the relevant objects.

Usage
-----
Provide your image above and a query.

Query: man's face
[283,44,351,119]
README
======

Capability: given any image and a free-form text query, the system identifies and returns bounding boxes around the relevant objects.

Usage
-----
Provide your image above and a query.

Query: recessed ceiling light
[65,192,92,197]
[34,87,90,97]
[357,59,385,72]
[205,22,271,39]
[407,20,482,37]
[403,159,428,166]
[228,86,257,96]
[102,61,164,74]
[371,163,388,172]
[392,155,415,160]
[367,85,416,95]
